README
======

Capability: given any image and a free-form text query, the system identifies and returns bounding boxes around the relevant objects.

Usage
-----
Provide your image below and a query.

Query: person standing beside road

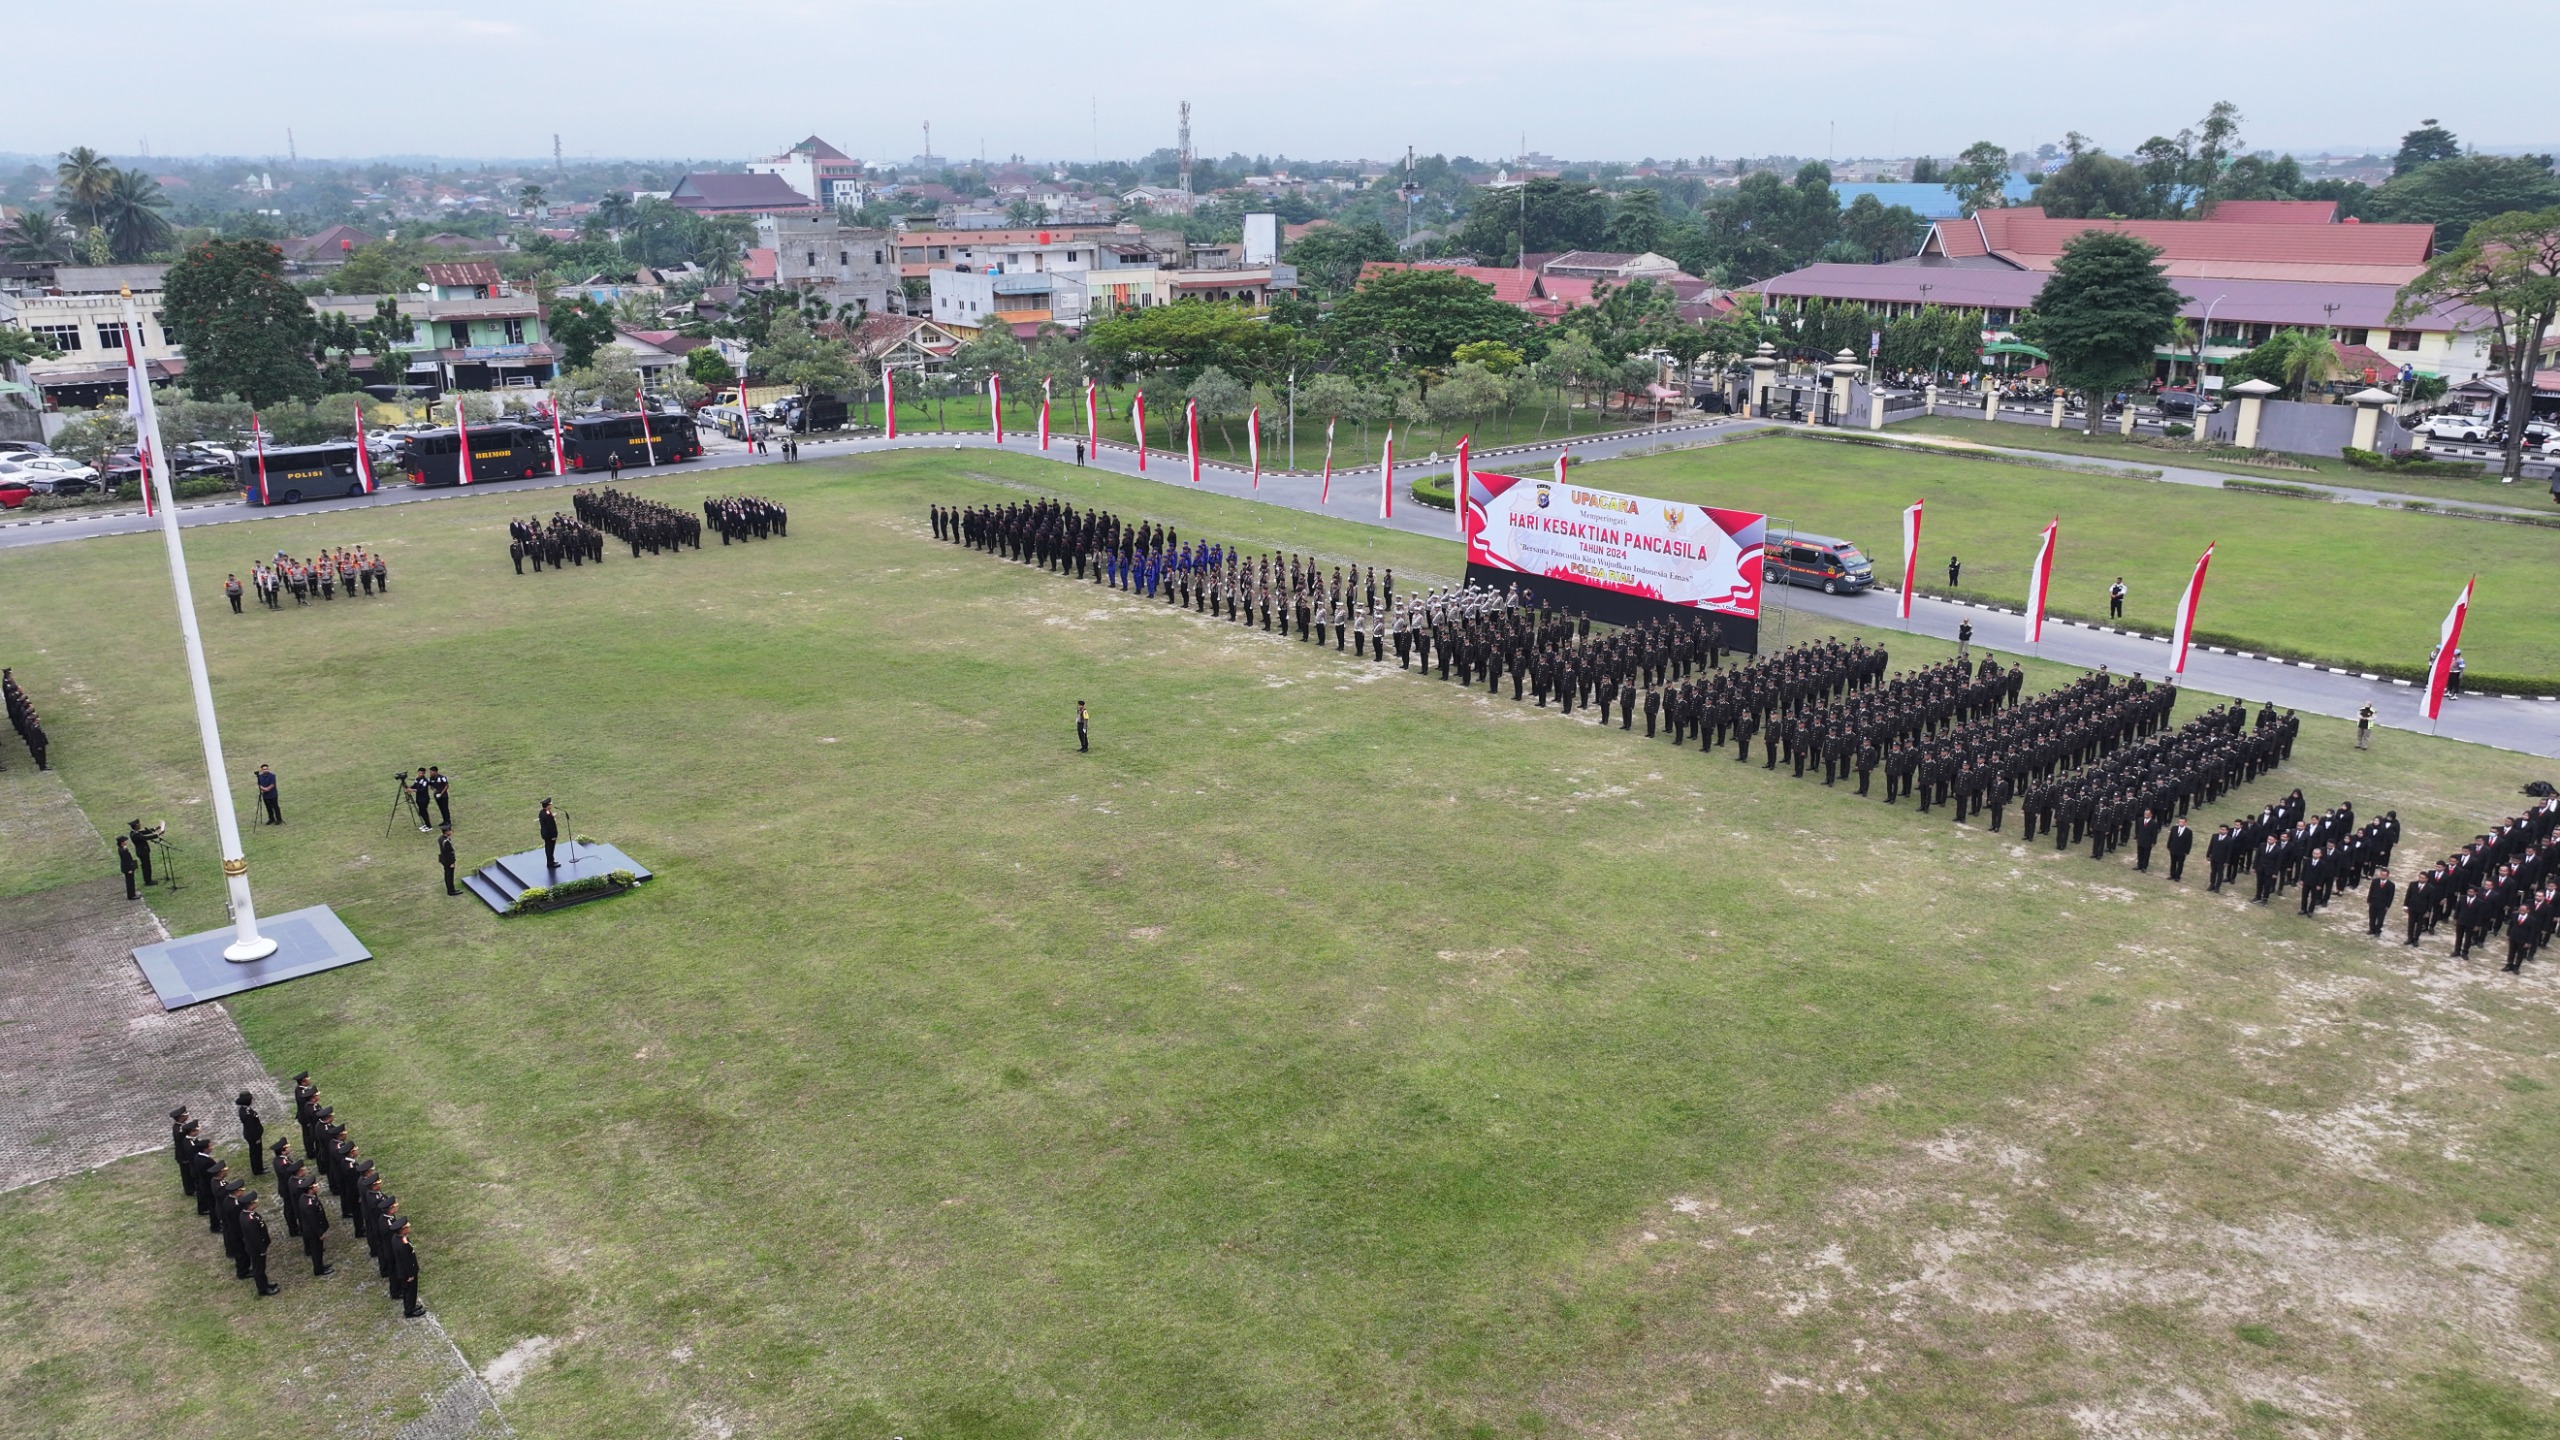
[2109,578,2127,620]
[1947,555,1961,588]
[2356,703,2374,749]
[1075,439,1086,466]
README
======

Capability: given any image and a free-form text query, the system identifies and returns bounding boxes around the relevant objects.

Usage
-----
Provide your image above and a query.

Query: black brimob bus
[399,423,554,487]
[561,411,703,473]
[236,442,369,505]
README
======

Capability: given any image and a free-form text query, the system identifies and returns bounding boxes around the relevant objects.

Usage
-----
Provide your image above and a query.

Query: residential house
[312,261,557,391]
[748,135,868,208]
[607,327,717,391]
[1,263,182,408]
[667,172,823,218]
[931,268,1086,331]
[1542,251,1685,282]
[1120,185,1196,216]
[847,313,969,373]
[279,224,379,274]
[753,214,898,317]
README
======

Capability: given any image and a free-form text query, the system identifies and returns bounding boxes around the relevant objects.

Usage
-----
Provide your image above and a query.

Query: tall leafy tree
[2395,206,2560,481]
[1325,268,1528,371]
[0,326,59,374]
[1281,220,1398,297]
[547,295,619,372]
[1945,142,2013,216]
[1450,178,1608,263]
[2377,154,2560,249]
[2393,119,2462,177]
[2033,153,2158,219]
[100,168,174,262]
[1838,193,1925,260]
[161,239,320,406]
[1604,188,1665,253]
[2022,231,2183,434]
[1084,301,1298,386]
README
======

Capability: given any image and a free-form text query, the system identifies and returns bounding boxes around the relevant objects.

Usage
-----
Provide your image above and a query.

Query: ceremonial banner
[251,413,271,503]
[1247,405,1261,488]
[1038,377,1052,450]
[2424,576,2474,722]
[1185,398,1200,482]
[539,400,562,481]
[1319,415,1336,503]
[1898,500,1922,620]
[1133,391,1147,472]
[2024,520,2057,644]
[2168,542,2213,674]
[884,365,898,439]
[1379,429,1394,520]
[1462,469,1765,647]
[119,312,156,516]
[1453,435,1469,536]
[1084,379,1098,450]
[989,374,1003,444]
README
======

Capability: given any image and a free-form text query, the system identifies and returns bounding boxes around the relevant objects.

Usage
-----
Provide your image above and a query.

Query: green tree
[754,311,858,400]
[1423,360,1506,433]
[55,147,114,230]
[327,241,431,296]
[1297,372,1362,443]
[1184,365,1249,447]
[1838,193,1925,260]
[1282,221,1399,296]
[1084,301,1298,386]
[2376,154,2560,249]
[554,351,645,413]
[686,345,736,389]
[1327,267,1528,371]
[1687,165,1840,284]
[49,408,136,468]
[2221,328,2339,401]
[2394,119,2462,177]
[548,295,618,372]
[1604,188,1665,253]
[100,169,174,262]
[2395,206,2560,481]
[161,239,319,406]
[1449,340,1524,375]
[1,205,76,263]
[1945,141,2013,216]
[0,325,59,374]
[1450,178,1608,263]
[1563,277,1680,362]
[2022,231,2183,434]
[2033,152,2158,219]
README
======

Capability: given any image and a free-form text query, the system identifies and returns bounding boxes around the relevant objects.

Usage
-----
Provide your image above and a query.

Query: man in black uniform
[170,1107,195,1195]
[439,824,459,895]
[428,766,452,827]
[2165,817,2194,882]
[539,799,561,870]
[1947,555,1961,587]
[390,1219,424,1317]
[129,820,156,886]
[409,770,433,832]
[256,764,282,824]
[242,1193,280,1295]
[299,1175,334,1275]
[236,1090,265,1174]
[2366,871,2397,937]
[119,836,139,899]
[1076,701,1090,753]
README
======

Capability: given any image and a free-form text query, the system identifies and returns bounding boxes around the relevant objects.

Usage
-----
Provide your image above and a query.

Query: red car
[0,478,31,509]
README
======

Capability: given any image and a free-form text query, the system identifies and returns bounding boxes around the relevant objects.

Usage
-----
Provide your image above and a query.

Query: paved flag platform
[132,904,371,1011]
[462,840,652,914]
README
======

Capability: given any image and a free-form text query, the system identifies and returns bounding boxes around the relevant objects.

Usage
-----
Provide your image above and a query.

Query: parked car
[1765,529,1876,595]
[0,477,33,509]
[2155,389,2221,417]
[2420,414,2491,442]
[0,439,53,457]
[13,455,100,493]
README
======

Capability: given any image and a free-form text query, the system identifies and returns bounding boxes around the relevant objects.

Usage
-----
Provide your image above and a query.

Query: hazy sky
[20,0,2551,166]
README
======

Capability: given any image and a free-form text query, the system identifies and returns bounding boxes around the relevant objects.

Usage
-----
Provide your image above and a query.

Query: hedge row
[2340,446,2490,479]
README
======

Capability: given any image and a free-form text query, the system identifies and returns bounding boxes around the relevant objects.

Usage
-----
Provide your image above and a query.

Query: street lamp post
[2194,293,2227,395]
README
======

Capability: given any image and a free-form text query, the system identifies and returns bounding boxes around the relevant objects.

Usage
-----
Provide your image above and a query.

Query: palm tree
[56,147,115,229]
[0,205,75,263]
[100,168,174,262]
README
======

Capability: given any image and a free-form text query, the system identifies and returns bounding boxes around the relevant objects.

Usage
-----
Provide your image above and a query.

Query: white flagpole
[126,289,275,962]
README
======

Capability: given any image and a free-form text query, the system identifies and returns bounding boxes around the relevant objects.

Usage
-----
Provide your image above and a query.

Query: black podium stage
[462,841,652,914]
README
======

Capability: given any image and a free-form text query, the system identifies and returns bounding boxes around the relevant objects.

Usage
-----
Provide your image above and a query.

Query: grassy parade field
[3,445,2558,1440]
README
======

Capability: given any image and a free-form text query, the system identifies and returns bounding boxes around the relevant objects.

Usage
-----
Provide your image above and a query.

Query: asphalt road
[6,419,2552,760]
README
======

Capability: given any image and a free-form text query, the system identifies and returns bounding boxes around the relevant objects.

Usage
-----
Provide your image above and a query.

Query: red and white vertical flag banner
[1186,398,1202,482]
[1084,379,1099,451]
[635,390,657,465]
[1898,499,1923,620]
[355,402,378,492]
[1453,434,1470,535]
[252,413,271,502]
[1247,405,1261,488]
[883,365,899,440]
[119,309,155,515]
[2023,519,2057,644]
[544,398,565,477]
[455,399,474,484]
[1133,391,1147,472]
[1554,451,1568,486]
[2168,542,2214,675]
[1038,376,1052,450]
[1319,416,1336,504]
[1379,429,1395,520]
[2423,575,2475,722]
[989,374,1003,444]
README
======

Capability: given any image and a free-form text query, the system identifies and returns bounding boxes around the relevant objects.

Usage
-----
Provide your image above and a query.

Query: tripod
[385,774,415,839]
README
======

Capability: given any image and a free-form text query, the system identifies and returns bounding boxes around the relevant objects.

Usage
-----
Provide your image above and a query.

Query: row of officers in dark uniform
[572,487,705,555]
[3,665,48,770]
[937,493,2551,976]
[705,494,787,543]
[2392,795,2560,970]
[508,513,605,572]
[167,1076,423,1315]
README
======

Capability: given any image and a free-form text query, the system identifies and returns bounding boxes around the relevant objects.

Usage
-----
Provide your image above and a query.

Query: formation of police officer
[2020,691,2291,854]
[705,495,788,544]
[2196,791,2397,909]
[170,1077,415,1313]
[2398,794,2560,972]
[244,548,386,608]
[508,513,604,572]
[3,666,47,770]
[572,486,703,556]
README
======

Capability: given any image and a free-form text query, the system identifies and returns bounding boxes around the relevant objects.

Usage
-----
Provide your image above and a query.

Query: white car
[2419,415,2490,443]
[14,454,100,490]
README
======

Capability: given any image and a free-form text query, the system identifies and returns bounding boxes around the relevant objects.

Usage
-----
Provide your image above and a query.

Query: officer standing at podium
[539,800,561,870]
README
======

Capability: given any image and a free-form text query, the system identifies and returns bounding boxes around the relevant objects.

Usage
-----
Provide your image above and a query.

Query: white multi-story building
[0,265,180,408]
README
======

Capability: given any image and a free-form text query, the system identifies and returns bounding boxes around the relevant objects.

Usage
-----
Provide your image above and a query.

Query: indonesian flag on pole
[1454,435,1470,535]
[1319,415,1336,504]
[355,402,378,492]
[1247,405,1261,488]
[252,412,272,503]
[2168,542,2214,675]
[2424,576,2475,721]
[1185,399,1201,482]
[1133,391,1147,471]
[455,400,475,485]
[1084,379,1099,450]
[883,365,898,440]
[118,303,156,515]
[635,390,657,465]
[1379,429,1395,520]
[1554,451,1569,486]
[543,398,564,478]
[1897,499,1923,620]
[2024,519,2058,643]
[989,373,1003,443]
[1038,376,1052,450]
